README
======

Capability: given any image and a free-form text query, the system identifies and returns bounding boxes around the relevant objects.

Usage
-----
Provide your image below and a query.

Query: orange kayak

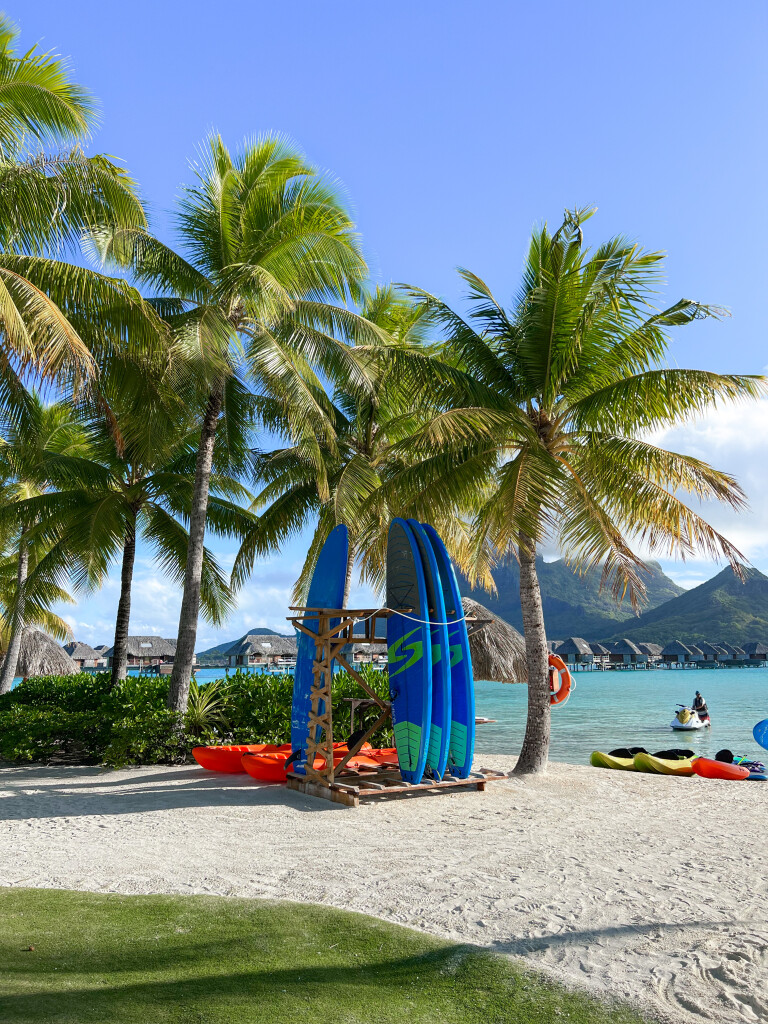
[242,749,382,784]
[366,747,399,766]
[193,739,371,774]
[692,757,749,781]
[192,743,290,773]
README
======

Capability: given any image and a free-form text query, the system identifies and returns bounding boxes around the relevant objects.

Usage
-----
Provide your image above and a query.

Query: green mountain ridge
[603,566,768,645]
[458,556,684,639]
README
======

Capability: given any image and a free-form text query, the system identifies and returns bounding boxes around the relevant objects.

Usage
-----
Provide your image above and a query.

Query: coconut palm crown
[0,14,160,404]
[91,133,380,711]
[397,207,766,773]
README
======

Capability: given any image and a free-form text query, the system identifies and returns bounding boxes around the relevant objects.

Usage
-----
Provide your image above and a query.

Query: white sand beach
[1,756,765,1024]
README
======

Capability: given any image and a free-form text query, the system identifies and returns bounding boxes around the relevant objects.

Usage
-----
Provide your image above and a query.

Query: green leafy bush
[0,665,391,767]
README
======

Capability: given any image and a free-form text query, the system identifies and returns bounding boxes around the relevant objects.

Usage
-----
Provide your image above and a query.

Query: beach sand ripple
[0,756,765,1024]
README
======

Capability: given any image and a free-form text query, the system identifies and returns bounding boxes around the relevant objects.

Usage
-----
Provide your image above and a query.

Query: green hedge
[0,667,391,768]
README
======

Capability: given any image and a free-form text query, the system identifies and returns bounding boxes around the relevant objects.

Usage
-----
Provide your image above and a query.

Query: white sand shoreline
[1,756,766,1024]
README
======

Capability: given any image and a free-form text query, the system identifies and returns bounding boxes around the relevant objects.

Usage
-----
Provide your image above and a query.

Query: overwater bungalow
[606,639,646,667]
[716,641,746,663]
[226,634,297,669]
[555,637,594,667]
[103,637,187,672]
[741,641,768,664]
[589,642,611,668]
[660,639,694,665]
[637,642,663,665]
[687,643,705,663]
[62,641,105,670]
[351,642,387,665]
[695,641,723,663]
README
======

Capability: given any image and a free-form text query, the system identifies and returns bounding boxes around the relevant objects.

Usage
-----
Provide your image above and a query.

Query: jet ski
[670,704,711,730]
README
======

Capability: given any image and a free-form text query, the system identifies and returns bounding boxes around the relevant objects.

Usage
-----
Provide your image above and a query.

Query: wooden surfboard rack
[285,605,503,807]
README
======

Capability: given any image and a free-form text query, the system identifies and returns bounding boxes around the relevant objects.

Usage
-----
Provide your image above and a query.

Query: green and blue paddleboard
[408,519,451,781]
[387,518,432,783]
[422,524,475,778]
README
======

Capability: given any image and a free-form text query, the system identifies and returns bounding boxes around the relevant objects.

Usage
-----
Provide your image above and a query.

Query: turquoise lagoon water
[192,663,768,766]
[474,667,768,765]
[12,664,768,766]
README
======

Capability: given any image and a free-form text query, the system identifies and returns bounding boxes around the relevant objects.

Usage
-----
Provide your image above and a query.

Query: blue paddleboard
[408,520,451,781]
[290,524,349,775]
[387,518,432,783]
[754,719,768,752]
[422,524,475,779]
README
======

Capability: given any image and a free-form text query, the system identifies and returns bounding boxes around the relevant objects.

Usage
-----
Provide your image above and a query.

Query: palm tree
[397,208,766,773]
[15,374,256,689]
[92,133,380,712]
[0,14,154,398]
[234,285,478,602]
[0,394,91,692]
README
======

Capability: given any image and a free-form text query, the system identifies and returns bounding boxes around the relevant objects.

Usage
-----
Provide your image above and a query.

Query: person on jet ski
[692,690,709,720]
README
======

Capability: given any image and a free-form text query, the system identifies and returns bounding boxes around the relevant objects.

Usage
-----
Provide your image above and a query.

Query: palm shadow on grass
[0,889,650,1024]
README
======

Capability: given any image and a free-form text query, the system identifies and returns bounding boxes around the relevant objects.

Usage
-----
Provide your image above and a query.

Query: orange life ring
[548,654,572,706]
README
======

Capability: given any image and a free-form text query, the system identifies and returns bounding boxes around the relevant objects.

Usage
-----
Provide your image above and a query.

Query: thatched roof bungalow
[62,641,103,669]
[588,642,610,666]
[351,642,387,665]
[661,639,693,664]
[716,641,746,662]
[226,634,297,668]
[462,597,527,683]
[695,641,723,662]
[637,642,663,662]
[2,628,79,679]
[607,639,645,665]
[742,641,768,663]
[102,636,181,668]
[556,637,593,665]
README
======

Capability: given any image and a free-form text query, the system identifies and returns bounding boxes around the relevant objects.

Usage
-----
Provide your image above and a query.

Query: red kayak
[692,757,749,781]
[192,743,290,773]
[242,748,384,784]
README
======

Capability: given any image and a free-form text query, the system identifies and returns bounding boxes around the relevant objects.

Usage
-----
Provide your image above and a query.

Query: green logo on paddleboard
[449,644,463,667]
[388,628,424,678]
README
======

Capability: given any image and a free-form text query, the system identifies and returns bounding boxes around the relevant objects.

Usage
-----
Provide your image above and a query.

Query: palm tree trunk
[0,536,29,695]
[514,532,551,774]
[342,540,356,607]
[168,386,223,713]
[110,515,136,688]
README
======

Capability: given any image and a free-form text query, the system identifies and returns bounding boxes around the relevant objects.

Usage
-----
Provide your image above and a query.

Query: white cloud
[649,398,768,567]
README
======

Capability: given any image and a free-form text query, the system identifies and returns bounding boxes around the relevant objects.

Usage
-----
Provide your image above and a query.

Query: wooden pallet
[286,766,506,808]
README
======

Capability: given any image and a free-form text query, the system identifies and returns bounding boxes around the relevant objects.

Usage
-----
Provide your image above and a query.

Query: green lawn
[0,889,649,1024]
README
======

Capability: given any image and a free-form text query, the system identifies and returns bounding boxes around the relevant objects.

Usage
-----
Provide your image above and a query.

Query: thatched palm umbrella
[5,628,78,679]
[463,597,527,683]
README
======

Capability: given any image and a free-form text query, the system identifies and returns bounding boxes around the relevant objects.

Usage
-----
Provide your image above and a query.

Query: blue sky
[18,1,768,649]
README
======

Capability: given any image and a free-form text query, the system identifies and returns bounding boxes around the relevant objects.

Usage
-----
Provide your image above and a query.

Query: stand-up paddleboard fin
[345,727,369,749]
[284,749,302,769]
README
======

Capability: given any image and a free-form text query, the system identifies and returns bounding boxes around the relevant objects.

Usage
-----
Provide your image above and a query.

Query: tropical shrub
[0,666,391,766]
